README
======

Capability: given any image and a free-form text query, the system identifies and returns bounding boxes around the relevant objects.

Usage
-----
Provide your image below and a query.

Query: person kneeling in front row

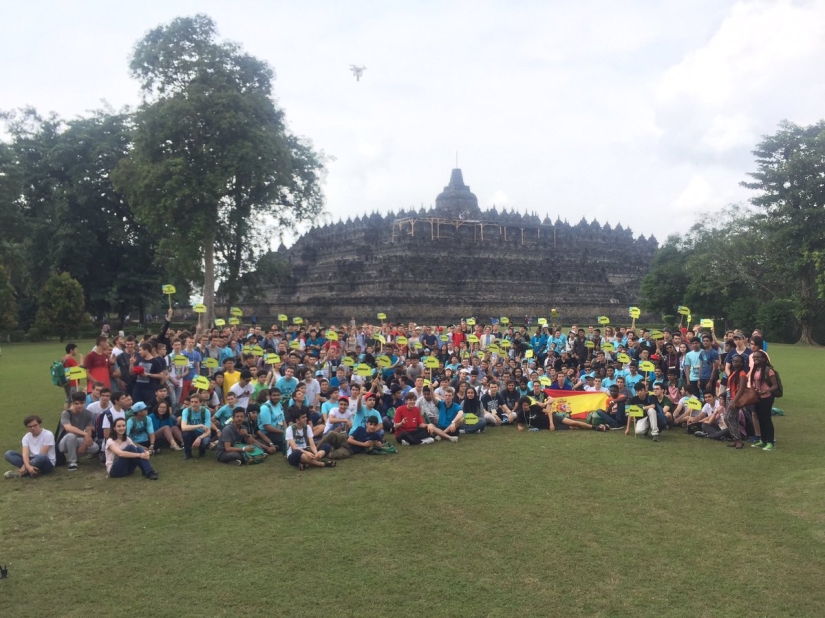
[105,418,158,480]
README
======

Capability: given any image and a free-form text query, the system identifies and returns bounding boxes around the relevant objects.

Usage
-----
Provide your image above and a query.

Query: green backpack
[51,361,68,387]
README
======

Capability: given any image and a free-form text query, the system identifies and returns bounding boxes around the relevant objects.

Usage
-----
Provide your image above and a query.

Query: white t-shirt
[102,409,126,430]
[86,401,112,422]
[105,437,136,473]
[324,406,353,434]
[23,430,56,465]
[285,424,310,456]
[304,379,321,408]
[229,382,254,410]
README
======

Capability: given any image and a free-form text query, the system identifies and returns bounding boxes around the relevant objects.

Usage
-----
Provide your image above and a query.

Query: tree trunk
[200,234,216,334]
[797,319,820,345]
[796,261,823,345]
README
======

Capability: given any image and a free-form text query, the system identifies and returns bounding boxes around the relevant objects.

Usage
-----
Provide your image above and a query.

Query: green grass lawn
[1,342,824,617]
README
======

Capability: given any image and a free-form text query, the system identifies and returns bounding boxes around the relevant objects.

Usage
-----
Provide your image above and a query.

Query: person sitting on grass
[348,416,388,453]
[216,408,261,465]
[460,386,488,434]
[126,402,156,453]
[104,418,158,480]
[394,391,434,446]
[181,393,211,460]
[629,382,663,442]
[212,391,238,431]
[651,383,674,426]
[323,392,353,435]
[4,415,56,479]
[515,397,600,432]
[59,392,99,471]
[285,410,336,470]
[242,404,277,455]
[435,388,463,438]
[693,393,731,440]
[259,388,286,450]
[149,400,183,451]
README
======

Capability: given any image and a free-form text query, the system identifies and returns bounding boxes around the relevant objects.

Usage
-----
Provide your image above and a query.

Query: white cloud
[1,0,823,244]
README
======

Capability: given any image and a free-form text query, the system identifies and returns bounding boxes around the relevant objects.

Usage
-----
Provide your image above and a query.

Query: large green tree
[114,15,325,329]
[33,272,87,341]
[742,120,825,345]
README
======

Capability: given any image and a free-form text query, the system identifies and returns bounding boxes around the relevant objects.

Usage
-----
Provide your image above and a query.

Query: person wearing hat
[724,330,752,378]
[126,401,155,453]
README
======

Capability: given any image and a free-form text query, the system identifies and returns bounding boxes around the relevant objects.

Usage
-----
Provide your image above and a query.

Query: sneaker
[528,427,540,432]
[458,429,466,435]
[748,436,761,443]
[652,435,659,442]
[434,436,442,442]
[751,441,766,449]
[234,460,243,466]
[448,436,459,443]
[147,471,159,480]
[400,440,410,446]
[183,453,192,460]
[4,470,21,479]
[694,431,707,438]
[421,438,435,445]
[67,463,78,471]
[762,443,775,451]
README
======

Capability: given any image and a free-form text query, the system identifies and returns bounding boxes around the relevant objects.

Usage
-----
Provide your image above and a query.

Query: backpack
[771,367,784,398]
[54,417,67,467]
[94,410,115,465]
[51,361,68,387]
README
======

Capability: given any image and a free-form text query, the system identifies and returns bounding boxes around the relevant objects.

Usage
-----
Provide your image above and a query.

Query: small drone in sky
[349,65,366,81]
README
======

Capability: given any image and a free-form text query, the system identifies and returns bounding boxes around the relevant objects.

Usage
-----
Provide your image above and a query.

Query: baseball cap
[132,402,148,413]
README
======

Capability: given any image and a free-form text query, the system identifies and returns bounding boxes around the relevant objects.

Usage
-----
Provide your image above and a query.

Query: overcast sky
[3,0,824,243]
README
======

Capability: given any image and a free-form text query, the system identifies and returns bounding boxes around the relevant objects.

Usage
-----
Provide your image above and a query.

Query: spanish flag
[544,389,608,419]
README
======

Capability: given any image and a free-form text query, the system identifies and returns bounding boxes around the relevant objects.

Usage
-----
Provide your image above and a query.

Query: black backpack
[54,417,67,467]
[771,366,784,398]
[94,410,115,465]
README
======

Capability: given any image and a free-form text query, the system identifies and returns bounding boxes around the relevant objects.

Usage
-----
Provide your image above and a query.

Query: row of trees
[0,14,323,337]
[641,120,825,345]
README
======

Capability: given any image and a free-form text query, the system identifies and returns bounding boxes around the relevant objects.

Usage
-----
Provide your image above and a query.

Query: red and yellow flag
[544,389,608,419]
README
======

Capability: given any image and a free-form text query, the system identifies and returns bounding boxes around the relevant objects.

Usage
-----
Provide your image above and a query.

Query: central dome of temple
[434,169,482,219]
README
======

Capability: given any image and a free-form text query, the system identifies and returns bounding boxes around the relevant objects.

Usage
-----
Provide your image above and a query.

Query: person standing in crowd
[85,335,114,392]
[750,351,779,451]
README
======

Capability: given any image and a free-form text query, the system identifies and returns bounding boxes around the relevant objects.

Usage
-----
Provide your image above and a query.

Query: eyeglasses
[26,423,40,429]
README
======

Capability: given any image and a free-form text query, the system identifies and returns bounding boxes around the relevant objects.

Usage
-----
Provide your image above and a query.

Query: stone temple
[254,169,657,323]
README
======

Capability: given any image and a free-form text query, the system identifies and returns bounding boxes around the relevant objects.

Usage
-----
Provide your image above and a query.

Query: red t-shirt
[84,349,111,391]
[393,404,424,435]
[63,356,79,387]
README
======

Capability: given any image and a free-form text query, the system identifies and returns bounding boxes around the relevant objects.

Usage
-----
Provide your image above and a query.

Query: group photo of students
[4,310,783,480]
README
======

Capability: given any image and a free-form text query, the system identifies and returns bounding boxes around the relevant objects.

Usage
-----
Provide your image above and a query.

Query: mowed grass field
[1,342,824,617]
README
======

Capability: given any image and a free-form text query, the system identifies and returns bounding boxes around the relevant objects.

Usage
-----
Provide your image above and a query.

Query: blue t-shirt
[698,349,719,380]
[182,407,211,435]
[625,373,643,388]
[182,349,202,381]
[349,426,384,454]
[725,348,752,371]
[213,404,234,426]
[126,416,154,443]
[275,376,299,400]
[259,401,285,431]
[683,350,702,381]
[437,401,462,428]
[349,405,381,435]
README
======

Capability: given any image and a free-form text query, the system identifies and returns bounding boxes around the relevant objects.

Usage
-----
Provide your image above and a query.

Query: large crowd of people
[4,309,782,480]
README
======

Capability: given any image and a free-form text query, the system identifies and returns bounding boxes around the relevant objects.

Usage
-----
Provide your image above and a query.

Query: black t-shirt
[516,404,550,429]
[502,388,520,410]
[480,392,506,415]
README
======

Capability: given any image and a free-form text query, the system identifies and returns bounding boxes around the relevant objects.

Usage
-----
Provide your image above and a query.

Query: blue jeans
[109,445,153,478]
[183,431,210,456]
[594,410,618,428]
[463,416,487,433]
[5,450,55,476]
